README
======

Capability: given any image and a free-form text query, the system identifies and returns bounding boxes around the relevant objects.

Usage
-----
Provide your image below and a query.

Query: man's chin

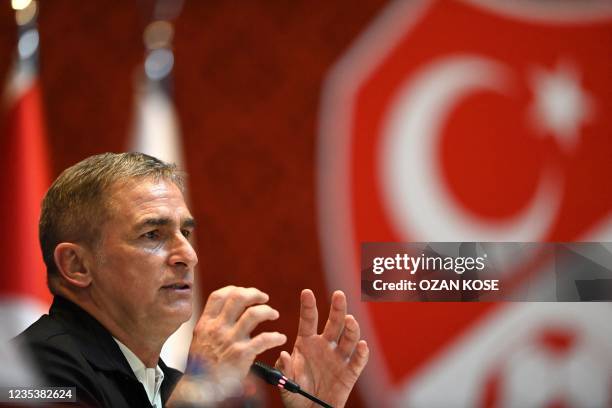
[162,299,193,324]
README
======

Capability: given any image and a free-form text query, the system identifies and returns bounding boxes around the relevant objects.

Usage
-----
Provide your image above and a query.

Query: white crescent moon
[380,56,559,242]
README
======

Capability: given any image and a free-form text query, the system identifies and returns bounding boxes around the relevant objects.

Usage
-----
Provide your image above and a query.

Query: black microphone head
[250,361,300,393]
[250,361,280,385]
[250,361,333,407]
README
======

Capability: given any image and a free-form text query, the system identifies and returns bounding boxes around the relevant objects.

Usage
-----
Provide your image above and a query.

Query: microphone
[250,361,334,408]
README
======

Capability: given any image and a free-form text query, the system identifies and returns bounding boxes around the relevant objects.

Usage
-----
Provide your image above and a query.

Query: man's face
[87,178,198,337]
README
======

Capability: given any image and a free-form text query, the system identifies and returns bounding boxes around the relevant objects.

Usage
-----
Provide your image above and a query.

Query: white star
[528,61,594,152]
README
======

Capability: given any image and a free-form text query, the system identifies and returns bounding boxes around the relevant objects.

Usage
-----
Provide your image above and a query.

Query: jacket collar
[49,296,136,376]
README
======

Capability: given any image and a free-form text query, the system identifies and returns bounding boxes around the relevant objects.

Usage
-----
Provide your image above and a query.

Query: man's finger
[220,287,269,323]
[247,332,287,356]
[202,285,237,317]
[275,350,292,373]
[274,351,293,396]
[234,304,280,338]
[347,340,369,378]
[297,289,318,337]
[322,290,347,342]
[336,315,360,359]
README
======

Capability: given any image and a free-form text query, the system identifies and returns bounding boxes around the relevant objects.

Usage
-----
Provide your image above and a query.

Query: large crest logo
[318,0,612,406]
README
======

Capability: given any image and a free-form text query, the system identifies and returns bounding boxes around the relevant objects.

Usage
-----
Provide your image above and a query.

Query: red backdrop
[0,1,390,406]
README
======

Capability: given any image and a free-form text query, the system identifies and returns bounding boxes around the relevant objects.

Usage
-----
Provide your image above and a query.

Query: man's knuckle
[249,305,274,319]
[229,288,248,303]
[231,343,248,359]
[248,305,265,317]
[209,323,226,340]
[208,291,223,303]
[194,320,206,333]
[260,332,277,344]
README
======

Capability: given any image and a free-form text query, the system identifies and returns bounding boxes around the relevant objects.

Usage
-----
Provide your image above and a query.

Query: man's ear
[53,243,93,288]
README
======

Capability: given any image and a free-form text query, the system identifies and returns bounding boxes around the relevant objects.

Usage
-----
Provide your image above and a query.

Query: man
[15,152,369,407]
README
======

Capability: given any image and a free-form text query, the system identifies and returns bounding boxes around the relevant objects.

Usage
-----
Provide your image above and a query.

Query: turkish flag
[318,0,612,406]
[0,60,52,340]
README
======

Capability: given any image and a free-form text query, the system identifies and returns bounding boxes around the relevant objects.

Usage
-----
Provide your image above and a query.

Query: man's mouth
[161,283,191,290]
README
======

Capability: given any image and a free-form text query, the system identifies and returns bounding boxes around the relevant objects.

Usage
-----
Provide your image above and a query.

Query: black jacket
[14,296,183,407]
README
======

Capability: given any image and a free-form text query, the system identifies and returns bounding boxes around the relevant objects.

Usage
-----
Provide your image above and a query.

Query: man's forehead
[108,177,183,198]
[106,178,191,219]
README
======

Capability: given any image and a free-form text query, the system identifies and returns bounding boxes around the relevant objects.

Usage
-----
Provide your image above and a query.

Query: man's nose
[168,233,198,269]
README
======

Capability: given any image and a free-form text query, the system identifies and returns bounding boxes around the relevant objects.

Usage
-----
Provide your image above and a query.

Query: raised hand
[188,285,287,378]
[276,290,369,408]
[167,286,288,407]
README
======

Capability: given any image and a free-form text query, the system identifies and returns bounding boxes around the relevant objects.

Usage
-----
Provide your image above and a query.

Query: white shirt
[114,338,165,408]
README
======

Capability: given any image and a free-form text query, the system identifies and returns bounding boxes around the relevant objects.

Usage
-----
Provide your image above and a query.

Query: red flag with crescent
[318,0,612,406]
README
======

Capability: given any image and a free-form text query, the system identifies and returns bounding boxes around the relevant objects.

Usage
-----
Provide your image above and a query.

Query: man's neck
[110,330,161,368]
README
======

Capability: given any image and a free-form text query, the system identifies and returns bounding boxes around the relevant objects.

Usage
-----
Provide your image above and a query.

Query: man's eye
[143,230,160,240]
[181,229,192,239]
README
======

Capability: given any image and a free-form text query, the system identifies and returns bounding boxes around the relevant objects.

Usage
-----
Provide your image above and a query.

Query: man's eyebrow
[134,217,196,231]
[134,217,171,231]
[182,218,196,229]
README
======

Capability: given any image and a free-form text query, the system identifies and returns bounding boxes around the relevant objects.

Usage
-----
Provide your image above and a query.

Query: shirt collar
[113,338,165,405]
